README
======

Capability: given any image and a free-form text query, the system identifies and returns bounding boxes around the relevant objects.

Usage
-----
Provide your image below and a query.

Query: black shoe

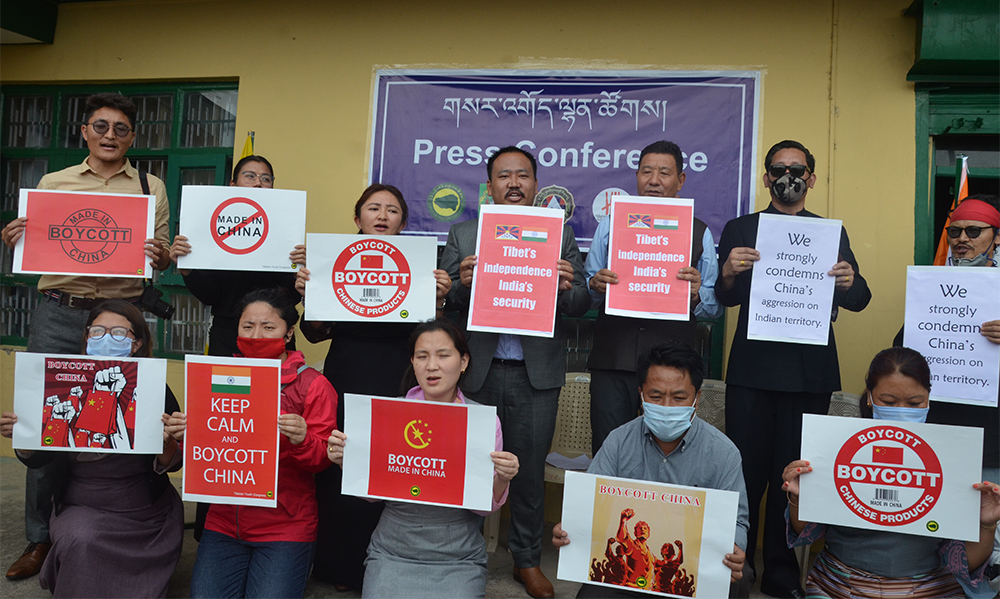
[759,581,805,599]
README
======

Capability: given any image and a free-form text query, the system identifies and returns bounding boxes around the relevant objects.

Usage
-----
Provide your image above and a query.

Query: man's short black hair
[764,140,815,173]
[637,341,704,392]
[638,141,684,173]
[84,93,138,129]
[486,146,537,180]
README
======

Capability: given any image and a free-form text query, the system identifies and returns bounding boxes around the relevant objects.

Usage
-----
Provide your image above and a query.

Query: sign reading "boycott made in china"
[798,414,982,541]
[303,234,437,322]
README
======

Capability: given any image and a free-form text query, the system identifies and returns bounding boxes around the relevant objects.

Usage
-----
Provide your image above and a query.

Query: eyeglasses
[87,326,134,341]
[87,120,133,138]
[768,164,810,179]
[947,224,995,239]
[239,171,274,187]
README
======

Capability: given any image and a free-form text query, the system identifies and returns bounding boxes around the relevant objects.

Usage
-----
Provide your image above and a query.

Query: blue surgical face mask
[869,392,929,423]
[86,335,134,358]
[642,394,697,442]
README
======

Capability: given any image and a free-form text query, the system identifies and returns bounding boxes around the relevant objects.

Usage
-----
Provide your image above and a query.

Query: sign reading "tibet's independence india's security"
[798,414,982,542]
[903,266,1000,407]
[368,70,760,248]
[14,189,155,278]
[467,205,565,337]
[303,233,438,322]
[176,186,306,272]
[340,394,496,511]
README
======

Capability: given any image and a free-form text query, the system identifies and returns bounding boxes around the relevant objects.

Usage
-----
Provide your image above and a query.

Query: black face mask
[771,173,808,204]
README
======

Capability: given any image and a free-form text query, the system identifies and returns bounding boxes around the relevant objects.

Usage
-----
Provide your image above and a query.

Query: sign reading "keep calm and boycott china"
[183,355,281,508]
[798,414,982,541]
[468,205,565,337]
[14,189,155,278]
[341,394,496,511]
[606,196,694,321]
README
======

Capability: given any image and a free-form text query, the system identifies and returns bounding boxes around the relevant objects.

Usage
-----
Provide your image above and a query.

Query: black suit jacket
[716,204,871,393]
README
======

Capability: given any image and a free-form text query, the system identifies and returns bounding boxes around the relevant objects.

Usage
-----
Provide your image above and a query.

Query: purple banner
[369,70,760,249]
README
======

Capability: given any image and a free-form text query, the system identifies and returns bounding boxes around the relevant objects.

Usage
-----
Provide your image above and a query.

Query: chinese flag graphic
[360,255,384,269]
[872,445,904,465]
[42,420,71,447]
[74,390,117,436]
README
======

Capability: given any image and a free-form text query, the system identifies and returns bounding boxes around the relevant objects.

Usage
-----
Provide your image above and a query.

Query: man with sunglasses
[0,92,170,580]
[714,140,871,598]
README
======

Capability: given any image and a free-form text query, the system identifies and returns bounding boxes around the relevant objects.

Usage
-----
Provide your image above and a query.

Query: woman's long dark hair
[398,318,471,395]
[354,184,408,233]
[83,299,152,357]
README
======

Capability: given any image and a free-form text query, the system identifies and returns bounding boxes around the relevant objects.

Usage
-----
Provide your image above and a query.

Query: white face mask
[642,394,697,442]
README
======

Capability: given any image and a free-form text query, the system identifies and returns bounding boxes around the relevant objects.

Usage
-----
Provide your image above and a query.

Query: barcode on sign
[875,488,898,502]
[362,288,381,299]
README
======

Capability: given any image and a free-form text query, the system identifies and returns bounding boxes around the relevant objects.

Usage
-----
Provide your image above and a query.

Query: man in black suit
[715,140,871,598]
[442,146,590,598]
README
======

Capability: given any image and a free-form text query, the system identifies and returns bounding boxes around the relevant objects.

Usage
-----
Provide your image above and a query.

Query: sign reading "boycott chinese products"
[303,234,437,322]
[798,414,982,541]
[341,394,496,511]
[14,189,155,278]
[468,205,565,337]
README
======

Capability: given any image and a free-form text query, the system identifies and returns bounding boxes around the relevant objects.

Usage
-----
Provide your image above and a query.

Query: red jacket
[205,350,338,543]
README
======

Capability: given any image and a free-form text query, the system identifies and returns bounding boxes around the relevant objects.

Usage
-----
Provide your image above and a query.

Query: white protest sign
[799,414,982,542]
[176,186,305,272]
[341,394,496,511]
[904,266,1000,407]
[558,471,738,598]
[748,213,840,344]
[303,234,437,322]
[13,353,167,453]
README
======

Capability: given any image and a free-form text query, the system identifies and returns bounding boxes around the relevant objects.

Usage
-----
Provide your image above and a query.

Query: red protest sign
[14,189,155,278]
[468,205,564,337]
[606,197,693,320]
[367,398,469,505]
[183,356,281,508]
[330,237,412,318]
[210,197,270,255]
[40,359,138,450]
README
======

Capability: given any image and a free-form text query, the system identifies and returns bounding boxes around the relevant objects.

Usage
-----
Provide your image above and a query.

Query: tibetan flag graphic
[522,228,548,243]
[211,366,252,394]
[654,217,680,230]
[360,254,384,269]
[495,225,521,240]
[627,214,652,229]
[872,445,904,465]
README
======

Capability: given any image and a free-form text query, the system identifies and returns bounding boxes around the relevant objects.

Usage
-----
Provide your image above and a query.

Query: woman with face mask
[782,347,1000,598]
[325,319,518,598]
[294,184,451,592]
[165,288,338,599]
[0,300,183,598]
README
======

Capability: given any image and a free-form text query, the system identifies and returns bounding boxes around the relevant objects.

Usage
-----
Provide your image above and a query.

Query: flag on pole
[933,155,968,265]
[239,131,255,161]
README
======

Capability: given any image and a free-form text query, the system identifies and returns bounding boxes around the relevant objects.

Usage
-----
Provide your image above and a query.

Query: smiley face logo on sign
[48,209,133,264]
[211,197,269,255]
[331,238,412,318]
[833,425,944,528]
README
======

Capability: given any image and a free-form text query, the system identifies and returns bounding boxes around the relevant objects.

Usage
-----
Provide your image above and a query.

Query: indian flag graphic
[654,217,680,230]
[212,366,252,394]
[522,228,548,242]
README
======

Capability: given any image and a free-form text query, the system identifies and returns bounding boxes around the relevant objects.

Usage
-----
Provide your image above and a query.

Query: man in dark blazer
[715,140,871,598]
[442,146,590,598]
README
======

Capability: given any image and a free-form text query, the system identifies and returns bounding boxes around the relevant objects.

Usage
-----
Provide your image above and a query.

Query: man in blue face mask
[552,341,752,598]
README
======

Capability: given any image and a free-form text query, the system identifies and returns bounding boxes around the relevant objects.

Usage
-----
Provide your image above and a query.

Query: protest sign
[606,197,694,320]
[176,186,306,272]
[467,205,564,337]
[747,214,840,344]
[14,189,155,278]
[799,414,982,542]
[904,266,1000,407]
[13,353,167,453]
[183,355,281,508]
[558,471,739,598]
[303,233,437,322]
[340,394,496,511]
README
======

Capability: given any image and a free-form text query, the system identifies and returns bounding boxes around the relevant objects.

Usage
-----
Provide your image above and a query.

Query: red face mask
[236,336,286,359]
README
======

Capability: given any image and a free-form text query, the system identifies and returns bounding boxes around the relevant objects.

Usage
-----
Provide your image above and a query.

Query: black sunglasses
[768,164,810,179]
[947,225,995,239]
